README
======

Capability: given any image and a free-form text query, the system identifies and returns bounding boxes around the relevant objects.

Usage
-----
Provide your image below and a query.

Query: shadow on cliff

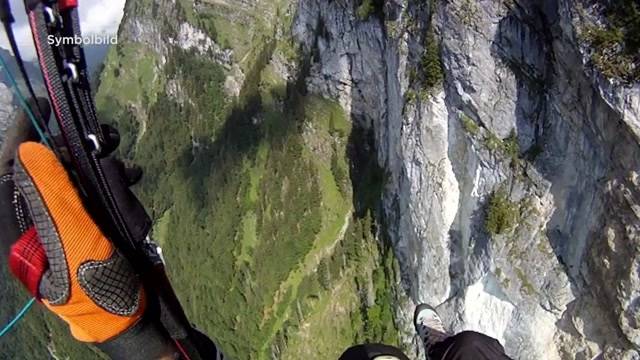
[446,199,495,297]
[489,3,559,265]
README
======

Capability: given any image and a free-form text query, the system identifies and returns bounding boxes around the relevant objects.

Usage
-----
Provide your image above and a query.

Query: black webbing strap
[60,7,102,140]
[27,3,97,192]
[28,2,135,249]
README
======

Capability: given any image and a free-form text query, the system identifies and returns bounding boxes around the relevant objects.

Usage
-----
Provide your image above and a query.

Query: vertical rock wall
[293,0,640,358]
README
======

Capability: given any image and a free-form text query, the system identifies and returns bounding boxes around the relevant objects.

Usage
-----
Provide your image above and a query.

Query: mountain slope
[95,0,407,359]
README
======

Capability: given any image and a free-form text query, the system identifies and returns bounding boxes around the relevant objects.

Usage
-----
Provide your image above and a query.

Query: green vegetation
[406,0,444,100]
[175,0,199,26]
[459,113,479,135]
[502,131,520,165]
[483,130,521,167]
[583,0,640,81]
[485,188,519,236]
[197,12,218,41]
[484,132,502,152]
[404,89,417,104]
[98,43,162,108]
[421,29,444,90]
[0,259,105,359]
[276,213,402,359]
[360,245,400,345]
[92,1,401,358]
[357,0,379,20]
[455,0,478,27]
[514,268,536,296]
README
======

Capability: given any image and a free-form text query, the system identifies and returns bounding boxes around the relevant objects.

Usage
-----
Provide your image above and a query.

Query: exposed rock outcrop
[0,83,15,145]
[293,0,640,358]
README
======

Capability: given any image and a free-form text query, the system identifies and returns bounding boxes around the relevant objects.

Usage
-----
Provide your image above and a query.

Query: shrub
[483,130,521,166]
[607,0,640,52]
[357,0,376,20]
[502,130,520,165]
[404,89,417,104]
[583,0,640,81]
[457,0,478,26]
[485,189,519,236]
[459,113,479,135]
[421,29,444,89]
[484,132,501,151]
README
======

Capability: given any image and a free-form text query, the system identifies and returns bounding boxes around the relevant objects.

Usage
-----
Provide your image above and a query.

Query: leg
[339,343,411,360]
[428,331,511,360]
[414,304,512,360]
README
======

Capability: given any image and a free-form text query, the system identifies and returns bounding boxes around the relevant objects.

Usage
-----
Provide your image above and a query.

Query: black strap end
[0,0,14,24]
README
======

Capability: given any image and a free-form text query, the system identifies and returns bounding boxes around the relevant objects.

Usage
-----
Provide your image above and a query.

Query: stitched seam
[78,256,140,316]
[0,174,12,184]
[14,161,69,304]
[12,251,41,274]
[13,188,27,233]
[79,258,140,315]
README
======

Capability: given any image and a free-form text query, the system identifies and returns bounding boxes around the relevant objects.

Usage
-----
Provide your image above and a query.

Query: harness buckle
[64,62,79,82]
[43,7,56,26]
[87,134,102,154]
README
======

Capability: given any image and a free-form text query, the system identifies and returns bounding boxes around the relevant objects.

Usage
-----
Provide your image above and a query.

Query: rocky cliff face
[293,0,640,359]
[0,83,15,143]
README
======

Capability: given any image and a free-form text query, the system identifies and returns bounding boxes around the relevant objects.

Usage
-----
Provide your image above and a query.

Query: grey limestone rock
[292,0,640,358]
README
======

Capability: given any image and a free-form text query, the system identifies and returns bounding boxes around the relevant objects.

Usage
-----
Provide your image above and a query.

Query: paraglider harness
[0,1,216,358]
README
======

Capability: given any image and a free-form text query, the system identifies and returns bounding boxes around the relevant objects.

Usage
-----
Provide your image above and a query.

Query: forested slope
[94,0,407,358]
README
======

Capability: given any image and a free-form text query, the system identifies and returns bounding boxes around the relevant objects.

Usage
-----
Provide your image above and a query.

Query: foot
[414,304,450,354]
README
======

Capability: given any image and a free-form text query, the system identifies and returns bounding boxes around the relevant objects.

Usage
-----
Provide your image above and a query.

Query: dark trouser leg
[339,343,411,360]
[428,331,512,360]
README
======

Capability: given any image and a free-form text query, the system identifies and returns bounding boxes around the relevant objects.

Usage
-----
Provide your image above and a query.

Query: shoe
[414,304,450,353]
